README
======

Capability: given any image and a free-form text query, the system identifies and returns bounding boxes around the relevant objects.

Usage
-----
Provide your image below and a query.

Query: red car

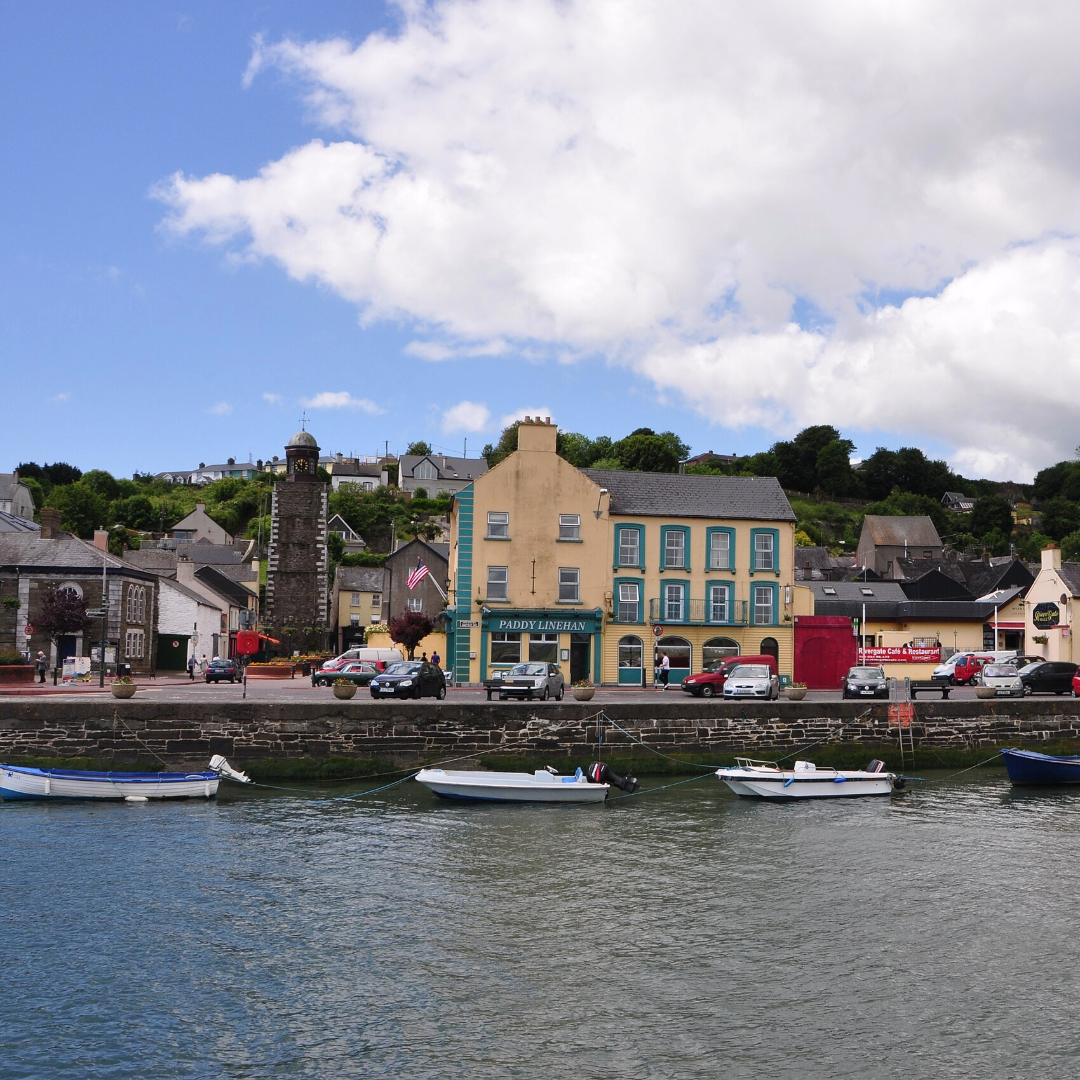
[681,654,778,697]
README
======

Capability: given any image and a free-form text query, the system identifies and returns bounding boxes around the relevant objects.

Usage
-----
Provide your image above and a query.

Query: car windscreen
[1018,662,1044,675]
[729,665,769,678]
[983,665,1018,677]
[509,664,546,675]
[383,662,420,676]
[848,668,884,679]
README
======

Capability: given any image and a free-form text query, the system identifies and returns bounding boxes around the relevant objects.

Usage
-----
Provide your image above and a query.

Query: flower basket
[571,686,596,701]
[784,686,807,701]
[333,682,357,700]
[974,685,998,699]
[111,681,137,699]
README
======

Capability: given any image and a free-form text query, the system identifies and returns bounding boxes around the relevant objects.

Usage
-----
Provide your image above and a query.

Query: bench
[908,679,952,699]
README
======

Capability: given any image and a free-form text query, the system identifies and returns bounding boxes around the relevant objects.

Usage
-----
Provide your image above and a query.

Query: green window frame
[752,582,779,625]
[614,578,643,624]
[660,578,689,622]
[614,523,645,570]
[660,526,690,571]
[707,580,735,623]
[750,528,780,574]
[705,527,735,571]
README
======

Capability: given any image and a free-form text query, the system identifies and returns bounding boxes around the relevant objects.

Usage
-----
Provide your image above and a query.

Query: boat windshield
[384,662,421,675]
[509,663,547,676]
[849,667,885,679]
[729,665,769,678]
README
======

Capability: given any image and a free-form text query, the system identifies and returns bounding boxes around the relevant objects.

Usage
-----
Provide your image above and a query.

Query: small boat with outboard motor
[1000,747,1080,786]
[715,757,903,800]
[0,755,252,801]
[414,762,638,803]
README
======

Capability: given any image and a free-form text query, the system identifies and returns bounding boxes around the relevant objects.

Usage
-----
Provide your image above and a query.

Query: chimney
[199,462,205,469]
[196,500,206,511]
[93,529,109,551]
[1042,544,1062,571]
[176,553,195,587]
[257,459,263,469]
[517,416,558,454]
[227,457,235,465]
[39,507,63,539]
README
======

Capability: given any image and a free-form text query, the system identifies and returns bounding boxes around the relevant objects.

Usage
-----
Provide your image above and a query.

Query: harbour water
[3,771,1080,1078]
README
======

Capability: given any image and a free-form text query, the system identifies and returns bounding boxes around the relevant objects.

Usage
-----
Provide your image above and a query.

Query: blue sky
[4,2,1080,482]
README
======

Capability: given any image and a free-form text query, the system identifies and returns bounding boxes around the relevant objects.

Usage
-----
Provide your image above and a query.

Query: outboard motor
[586,761,639,793]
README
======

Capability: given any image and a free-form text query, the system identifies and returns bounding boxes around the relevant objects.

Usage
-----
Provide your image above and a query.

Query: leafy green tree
[44,482,107,538]
[588,456,623,470]
[80,470,121,500]
[1060,530,1080,561]
[862,491,952,538]
[555,431,596,468]
[20,476,44,513]
[1033,461,1073,501]
[482,423,520,467]
[1039,497,1080,541]
[406,441,433,456]
[43,462,82,487]
[112,494,157,531]
[969,495,1014,540]
[1016,530,1055,562]
[611,430,681,472]
[815,439,857,496]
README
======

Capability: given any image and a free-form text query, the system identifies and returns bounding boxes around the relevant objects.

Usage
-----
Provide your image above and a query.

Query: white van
[318,647,404,675]
[933,650,1018,683]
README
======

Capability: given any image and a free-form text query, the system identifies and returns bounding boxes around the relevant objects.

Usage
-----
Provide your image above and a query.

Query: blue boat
[1000,748,1080,785]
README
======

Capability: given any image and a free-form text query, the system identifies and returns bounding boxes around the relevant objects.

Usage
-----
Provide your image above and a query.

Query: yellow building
[329,566,385,652]
[1024,545,1080,663]
[446,418,798,685]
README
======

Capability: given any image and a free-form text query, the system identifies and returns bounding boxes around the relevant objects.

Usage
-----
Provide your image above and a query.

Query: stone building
[264,429,329,649]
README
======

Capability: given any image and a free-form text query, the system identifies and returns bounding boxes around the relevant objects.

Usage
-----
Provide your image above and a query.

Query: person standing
[187,653,196,681]
[659,652,670,691]
[199,654,209,678]
[35,651,47,684]
[430,649,440,668]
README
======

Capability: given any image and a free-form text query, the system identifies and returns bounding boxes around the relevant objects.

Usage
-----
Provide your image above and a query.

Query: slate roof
[334,567,386,593]
[808,581,908,604]
[581,471,797,521]
[123,549,179,574]
[0,473,30,501]
[160,576,222,608]
[960,556,1034,597]
[893,558,967,584]
[175,543,244,564]
[0,534,156,579]
[193,565,252,607]
[400,455,488,482]
[210,564,258,585]
[861,516,943,547]
[0,510,39,533]
[1054,563,1080,598]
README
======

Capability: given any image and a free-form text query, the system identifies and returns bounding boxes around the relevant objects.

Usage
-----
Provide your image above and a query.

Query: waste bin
[301,661,311,677]
[117,663,131,678]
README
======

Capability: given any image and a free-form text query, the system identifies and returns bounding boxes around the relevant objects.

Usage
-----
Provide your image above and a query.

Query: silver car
[977,663,1023,696]
[722,664,780,700]
[496,662,565,701]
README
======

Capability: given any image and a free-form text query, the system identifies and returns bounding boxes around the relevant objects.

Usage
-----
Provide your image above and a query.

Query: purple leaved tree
[36,585,90,658]
[388,611,434,660]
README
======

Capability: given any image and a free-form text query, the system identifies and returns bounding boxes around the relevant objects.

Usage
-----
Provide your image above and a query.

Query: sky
[4,1,1080,482]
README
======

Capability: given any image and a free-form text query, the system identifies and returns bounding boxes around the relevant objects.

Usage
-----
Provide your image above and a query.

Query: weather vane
[299,410,307,431]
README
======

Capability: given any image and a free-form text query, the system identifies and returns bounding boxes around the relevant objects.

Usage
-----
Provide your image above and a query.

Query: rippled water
[4,771,1080,1078]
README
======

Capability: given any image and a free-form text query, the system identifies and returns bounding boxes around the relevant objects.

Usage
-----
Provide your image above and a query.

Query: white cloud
[442,400,492,433]
[301,390,383,413]
[159,0,1080,478]
[499,406,553,430]
[263,392,283,406]
[49,392,70,403]
[207,401,233,416]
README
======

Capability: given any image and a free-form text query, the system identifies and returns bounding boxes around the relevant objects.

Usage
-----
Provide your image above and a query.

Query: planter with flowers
[111,676,137,699]
[333,679,358,700]
[784,683,808,701]
[571,680,596,701]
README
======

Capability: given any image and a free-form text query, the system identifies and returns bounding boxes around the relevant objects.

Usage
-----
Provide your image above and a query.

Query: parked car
[722,663,780,700]
[842,666,889,699]
[978,663,1024,697]
[313,661,379,687]
[1019,661,1078,695]
[933,651,1016,684]
[682,654,779,697]
[205,658,238,684]
[316,647,403,677]
[492,662,565,701]
[369,661,446,700]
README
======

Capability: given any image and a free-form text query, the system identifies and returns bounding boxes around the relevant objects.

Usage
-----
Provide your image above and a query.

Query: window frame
[558,514,581,541]
[615,578,642,624]
[752,582,778,626]
[614,523,645,570]
[486,565,508,601]
[661,579,688,622]
[750,528,780,574]
[407,597,423,613]
[558,566,580,603]
[528,632,559,663]
[705,527,735,571]
[660,526,690,571]
[486,511,510,540]
[708,580,734,624]
[490,631,521,664]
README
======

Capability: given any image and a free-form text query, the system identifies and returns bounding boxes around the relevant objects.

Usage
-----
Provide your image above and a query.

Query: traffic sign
[23,623,33,637]
[87,609,105,618]
[652,624,664,638]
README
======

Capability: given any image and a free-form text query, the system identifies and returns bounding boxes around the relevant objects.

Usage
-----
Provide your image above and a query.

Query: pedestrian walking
[659,652,670,691]
[421,652,428,663]
[35,651,47,684]
[187,654,196,681]
[199,654,209,677]
[430,649,440,667]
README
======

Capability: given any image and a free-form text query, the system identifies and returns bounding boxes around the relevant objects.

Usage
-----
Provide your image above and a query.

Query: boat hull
[1000,748,1080,785]
[716,766,895,800]
[0,764,220,801]
[415,769,609,803]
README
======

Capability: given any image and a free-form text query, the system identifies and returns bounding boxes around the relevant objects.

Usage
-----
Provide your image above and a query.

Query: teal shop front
[480,608,603,684]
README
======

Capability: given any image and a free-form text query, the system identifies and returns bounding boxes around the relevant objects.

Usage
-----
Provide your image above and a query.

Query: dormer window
[413,460,437,481]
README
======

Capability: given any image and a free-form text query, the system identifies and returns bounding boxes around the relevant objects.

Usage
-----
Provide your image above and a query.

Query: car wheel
[701,685,714,698]
[541,686,549,700]
[437,684,446,700]
[499,694,507,701]
[555,685,564,700]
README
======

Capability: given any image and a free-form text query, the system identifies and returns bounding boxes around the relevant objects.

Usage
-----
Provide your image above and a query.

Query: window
[703,637,740,668]
[860,587,874,596]
[559,514,581,540]
[708,582,730,623]
[664,582,685,621]
[753,584,774,625]
[618,636,643,669]
[413,460,437,480]
[822,586,836,596]
[487,566,508,600]
[361,482,373,492]
[350,592,360,607]
[407,597,423,612]
[617,526,642,567]
[125,586,145,624]
[529,633,558,663]
[753,531,775,571]
[708,530,733,570]
[490,632,521,664]
[617,581,640,623]
[558,567,580,602]
[125,629,144,659]
[663,528,687,569]
[371,593,381,608]
[486,511,509,539]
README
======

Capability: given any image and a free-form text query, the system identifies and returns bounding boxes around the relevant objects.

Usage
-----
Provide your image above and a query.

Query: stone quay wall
[3,700,1080,768]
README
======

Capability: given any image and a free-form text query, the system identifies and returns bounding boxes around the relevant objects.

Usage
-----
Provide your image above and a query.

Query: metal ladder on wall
[889,678,915,770]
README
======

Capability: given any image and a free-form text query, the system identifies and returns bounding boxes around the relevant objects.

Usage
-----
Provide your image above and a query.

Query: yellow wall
[365,630,446,662]
[336,588,382,629]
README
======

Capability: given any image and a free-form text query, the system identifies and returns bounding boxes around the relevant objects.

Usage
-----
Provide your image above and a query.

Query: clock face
[293,456,311,473]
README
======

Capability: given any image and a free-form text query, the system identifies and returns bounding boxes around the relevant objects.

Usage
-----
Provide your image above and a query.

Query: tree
[43,482,107,538]
[81,469,121,500]
[1039,497,1080,541]
[36,585,90,660]
[482,423,521,467]
[969,495,1014,540]
[406,441,433,456]
[611,431,680,472]
[815,439,857,497]
[388,610,435,659]
[43,462,82,487]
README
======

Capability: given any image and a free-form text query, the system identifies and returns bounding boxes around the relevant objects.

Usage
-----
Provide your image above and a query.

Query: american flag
[407,560,431,591]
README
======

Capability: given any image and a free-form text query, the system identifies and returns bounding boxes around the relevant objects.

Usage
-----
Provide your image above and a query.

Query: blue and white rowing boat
[0,755,251,801]
[715,758,901,799]
[1000,747,1080,785]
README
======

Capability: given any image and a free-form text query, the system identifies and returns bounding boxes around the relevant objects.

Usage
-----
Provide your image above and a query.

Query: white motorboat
[415,762,637,803]
[715,757,901,800]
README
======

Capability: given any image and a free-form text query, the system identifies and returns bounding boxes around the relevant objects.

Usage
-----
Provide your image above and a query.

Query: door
[656,636,691,686]
[155,633,190,671]
[618,636,644,686]
[570,633,591,684]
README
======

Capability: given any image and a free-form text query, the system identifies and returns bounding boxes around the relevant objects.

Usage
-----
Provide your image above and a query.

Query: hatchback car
[722,664,780,700]
[1019,661,1079,695]
[842,666,889,699]
[978,663,1023,697]
[494,662,565,701]
[369,661,447,700]
[681,655,778,697]
[313,661,379,687]
[205,658,238,684]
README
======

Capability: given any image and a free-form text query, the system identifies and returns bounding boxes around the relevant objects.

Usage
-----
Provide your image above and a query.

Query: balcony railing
[645,598,753,626]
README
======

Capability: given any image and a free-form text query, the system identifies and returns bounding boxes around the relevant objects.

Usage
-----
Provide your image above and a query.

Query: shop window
[558,567,580,602]
[487,566,508,600]
[618,636,643,669]
[529,633,558,663]
[703,637,740,668]
[491,632,521,664]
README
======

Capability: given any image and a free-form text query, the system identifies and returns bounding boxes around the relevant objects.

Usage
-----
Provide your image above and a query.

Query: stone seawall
[3,700,1080,768]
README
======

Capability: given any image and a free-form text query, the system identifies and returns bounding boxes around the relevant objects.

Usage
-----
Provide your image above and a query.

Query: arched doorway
[703,636,740,671]
[759,637,779,664]
[656,635,691,686]
[618,635,644,685]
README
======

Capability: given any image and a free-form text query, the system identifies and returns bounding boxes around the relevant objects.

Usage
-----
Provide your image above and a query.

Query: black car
[1019,661,1078,695]
[842,665,889,699]
[205,658,238,684]
[370,661,446,700]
